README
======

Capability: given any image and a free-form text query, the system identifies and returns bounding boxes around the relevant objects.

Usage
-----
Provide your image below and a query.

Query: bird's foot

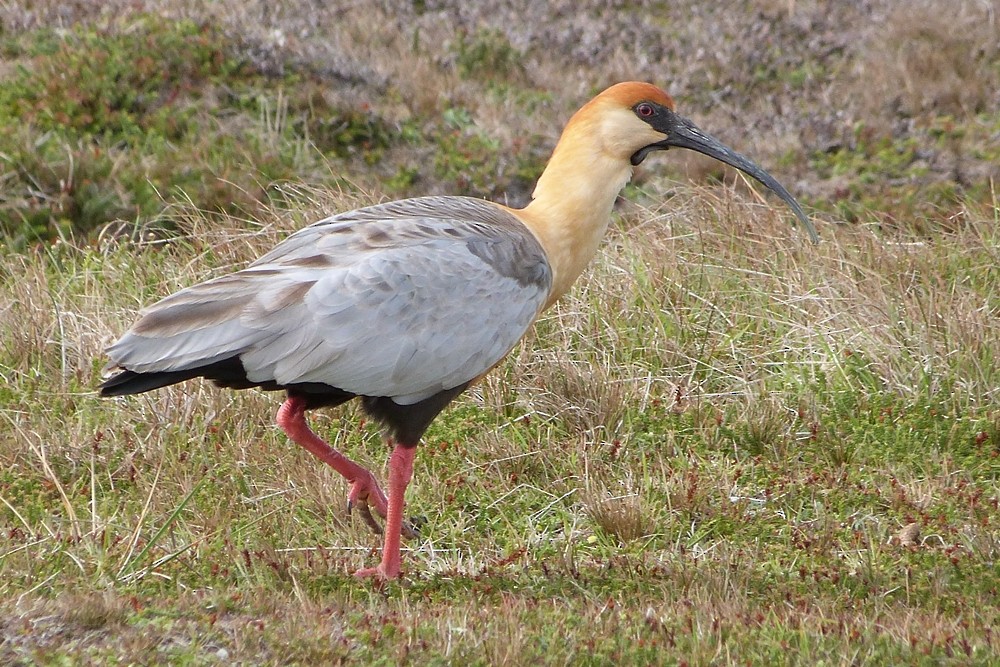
[354,559,401,581]
[346,471,388,534]
[346,473,420,539]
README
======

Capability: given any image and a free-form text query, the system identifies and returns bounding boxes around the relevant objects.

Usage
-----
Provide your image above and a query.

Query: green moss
[1,19,244,142]
[0,18,396,248]
[425,106,544,200]
[806,121,992,231]
[452,28,524,82]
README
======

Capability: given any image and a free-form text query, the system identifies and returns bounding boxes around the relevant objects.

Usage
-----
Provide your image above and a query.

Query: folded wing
[103,197,552,405]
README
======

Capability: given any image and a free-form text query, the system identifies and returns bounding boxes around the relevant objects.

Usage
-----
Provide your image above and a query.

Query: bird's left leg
[354,442,416,580]
[276,395,389,534]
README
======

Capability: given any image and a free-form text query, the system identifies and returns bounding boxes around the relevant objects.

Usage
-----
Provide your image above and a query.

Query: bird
[100,82,819,581]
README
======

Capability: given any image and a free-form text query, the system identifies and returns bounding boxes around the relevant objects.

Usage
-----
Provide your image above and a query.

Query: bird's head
[581,82,819,242]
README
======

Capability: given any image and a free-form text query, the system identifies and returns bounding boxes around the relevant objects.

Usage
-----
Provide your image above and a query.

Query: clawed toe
[348,498,422,540]
[345,473,424,539]
[348,497,385,534]
[401,515,425,539]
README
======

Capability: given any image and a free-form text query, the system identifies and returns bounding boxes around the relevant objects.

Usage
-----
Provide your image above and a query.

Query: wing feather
[106,197,552,404]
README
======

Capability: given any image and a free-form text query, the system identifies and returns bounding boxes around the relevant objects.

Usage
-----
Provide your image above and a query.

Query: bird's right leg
[276,395,388,534]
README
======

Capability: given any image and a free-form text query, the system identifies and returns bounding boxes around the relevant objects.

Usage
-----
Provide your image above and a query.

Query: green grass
[0,16,398,249]
[1,186,998,664]
[2,1,999,664]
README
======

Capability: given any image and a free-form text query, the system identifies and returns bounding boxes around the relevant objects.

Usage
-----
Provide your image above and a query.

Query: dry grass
[848,0,1000,122]
[5,183,998,662]
[2,0,999,663]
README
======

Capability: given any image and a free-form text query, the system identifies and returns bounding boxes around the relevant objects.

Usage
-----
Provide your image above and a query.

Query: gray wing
[105,197,552,405]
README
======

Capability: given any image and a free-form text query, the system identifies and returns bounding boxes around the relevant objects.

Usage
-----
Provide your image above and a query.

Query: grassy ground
[2,1,999,665]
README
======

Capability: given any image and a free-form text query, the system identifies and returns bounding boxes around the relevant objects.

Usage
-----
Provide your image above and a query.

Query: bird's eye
[636,103,656,118]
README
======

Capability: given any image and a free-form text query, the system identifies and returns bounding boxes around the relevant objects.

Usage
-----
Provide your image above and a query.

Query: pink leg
[276,396,387,533]
[354,443,416,581]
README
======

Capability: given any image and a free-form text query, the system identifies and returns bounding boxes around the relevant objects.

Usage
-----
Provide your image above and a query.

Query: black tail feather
[100,368,201,396]
[99,357,255,396]
[98,356,358,406]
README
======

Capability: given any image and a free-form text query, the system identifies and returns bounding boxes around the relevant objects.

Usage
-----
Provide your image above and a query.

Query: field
[1,1,999,664]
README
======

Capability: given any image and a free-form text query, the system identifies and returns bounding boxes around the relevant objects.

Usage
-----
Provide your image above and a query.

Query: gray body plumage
[104,196,552,405]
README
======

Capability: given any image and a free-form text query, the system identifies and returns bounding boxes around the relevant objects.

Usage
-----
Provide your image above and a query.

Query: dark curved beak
[633,112,819,243]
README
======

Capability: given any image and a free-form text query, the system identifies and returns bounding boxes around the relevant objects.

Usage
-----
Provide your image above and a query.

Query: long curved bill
[638,113,820,243]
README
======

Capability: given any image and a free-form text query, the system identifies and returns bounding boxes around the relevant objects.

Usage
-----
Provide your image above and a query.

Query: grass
[0,15,406,249]
[2,0,999,664]
[1,186,998,664]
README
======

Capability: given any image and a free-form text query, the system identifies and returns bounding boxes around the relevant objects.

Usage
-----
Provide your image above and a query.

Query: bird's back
[101,196,553,405]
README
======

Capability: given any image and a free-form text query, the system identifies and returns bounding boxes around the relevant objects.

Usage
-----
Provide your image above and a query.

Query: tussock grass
[849,0,1000,122]
[2,0,999,662]
[2,184,998,663]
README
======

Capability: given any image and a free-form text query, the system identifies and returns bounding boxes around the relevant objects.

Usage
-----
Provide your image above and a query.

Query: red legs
[276,395,417,580]
[354,443,416,580]
[276,396,387,533]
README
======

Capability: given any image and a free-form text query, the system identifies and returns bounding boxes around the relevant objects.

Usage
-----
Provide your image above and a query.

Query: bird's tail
[99,271,275,397]
[99,357,255,396]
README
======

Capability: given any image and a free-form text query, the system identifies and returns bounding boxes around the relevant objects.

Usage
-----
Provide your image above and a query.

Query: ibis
[100,82,818,580]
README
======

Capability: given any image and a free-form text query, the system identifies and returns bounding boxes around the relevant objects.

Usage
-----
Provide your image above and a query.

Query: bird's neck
[515,124,634,309]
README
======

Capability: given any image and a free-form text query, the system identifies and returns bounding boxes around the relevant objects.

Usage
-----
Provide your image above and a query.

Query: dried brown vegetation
[2,0,999,664]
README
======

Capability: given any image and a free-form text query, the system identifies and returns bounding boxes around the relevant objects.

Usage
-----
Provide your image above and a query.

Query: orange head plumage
[592,81,676,112]
[533,81,818,242]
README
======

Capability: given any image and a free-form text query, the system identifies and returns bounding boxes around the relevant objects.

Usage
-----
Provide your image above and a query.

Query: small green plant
[430,110,542,200]
[724,400,790,458]
[452,28,524,81]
